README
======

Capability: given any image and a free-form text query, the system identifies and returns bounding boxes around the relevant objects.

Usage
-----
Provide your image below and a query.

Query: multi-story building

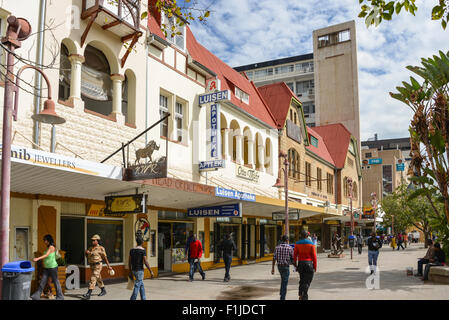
[234,20,361,147]
[0,0,349,290]
[361,137,411,206]
[258,82,363,250]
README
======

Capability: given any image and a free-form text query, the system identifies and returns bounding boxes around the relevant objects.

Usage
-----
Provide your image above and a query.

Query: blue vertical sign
[210,103,221,159]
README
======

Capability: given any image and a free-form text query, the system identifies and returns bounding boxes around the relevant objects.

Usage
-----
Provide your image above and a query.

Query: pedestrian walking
[82,234,113,300]
[185,231,195,263]
[397,233,405,250]
[357,234,363,254]
[188,233,206,281]
[390,235,396,250]
[271,235,294,300]
[218,233,237,282]
[367,232,382,274]
[129,236,154,300]
[30,234,64,300]
[403,232,408,248]
[416,239,434,277]
[293,230,317,300]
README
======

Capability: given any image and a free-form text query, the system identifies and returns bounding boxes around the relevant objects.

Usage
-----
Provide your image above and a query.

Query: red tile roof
[147,17,277,128]
[258,82,299,128]
[186,27,277,128]
[312,123,353,168]
[306,127,336,166]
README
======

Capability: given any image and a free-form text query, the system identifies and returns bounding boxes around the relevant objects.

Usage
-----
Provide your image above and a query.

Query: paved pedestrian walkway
[62,243,449,300]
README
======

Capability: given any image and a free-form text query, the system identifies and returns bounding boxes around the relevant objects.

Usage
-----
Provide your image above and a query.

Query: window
[61,217,85,265]
[290,109,293,122]
[58,44,71,101]
[365,152,372,158]
[353,182,358,200]
[382,165,393,195]
[274,64,294,75]
[160,95,169,137]
[310,135,319,148]
[235,87,249,104]
[305,162,312,186]
[246,71,253,80]
[254,68,273,79]
[303,102,315,115]
[294,112,297,125]
[296,80,314,95]
[286,82,294,92]
[347,157,354,168]
[87,219,124,263]
[318,29,351,48]
[295,61,314,73]
[164,15,185,50]
[81,45,113,116]
[175,102,183,142]
[343,177,348,197]
[263,225,276,254]
[327,173,334,194]
[288,149,300,179]
[317,168,322,190]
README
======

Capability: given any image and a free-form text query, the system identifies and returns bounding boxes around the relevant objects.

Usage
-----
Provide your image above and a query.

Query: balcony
[81,0,143,67]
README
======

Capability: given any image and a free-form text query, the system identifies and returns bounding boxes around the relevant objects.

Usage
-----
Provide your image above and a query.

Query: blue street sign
[188,203,242,217]
[199,90,231,105]
[199,160,226,171]
[396,163,405,171]
[215,187,256,202]
[368,158,382,165]
[210,104,220,158]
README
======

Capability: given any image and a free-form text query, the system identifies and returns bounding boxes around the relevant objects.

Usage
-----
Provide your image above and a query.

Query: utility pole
[348,178,354,260]
[273,152,289,237]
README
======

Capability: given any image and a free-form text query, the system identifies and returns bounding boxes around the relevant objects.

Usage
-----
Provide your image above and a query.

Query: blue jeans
[277,265,290,300]
[368,250,379,272]
[130,270,146,300]
[189,259,205,280]
[223,255,232,279]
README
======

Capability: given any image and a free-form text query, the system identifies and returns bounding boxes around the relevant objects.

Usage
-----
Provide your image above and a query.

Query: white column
[235,134,243,164]
[222,128,230,160]
[258,144,265,172]
[110,74,125,116]
[247,139,254,168]
[68,54,85,100]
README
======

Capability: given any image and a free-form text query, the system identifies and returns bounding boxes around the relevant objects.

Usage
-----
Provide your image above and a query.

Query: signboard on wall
[187,203,242,217]
[199,90,231,105]
[215,187,256,202]
[104,194,147,215]
[236,165,260,183]
[199,160,226,171]
[286,119,301,143]
[368,158,382,165]
[210,104,221,159]
[272,211,300,221]
[206,78,221,92]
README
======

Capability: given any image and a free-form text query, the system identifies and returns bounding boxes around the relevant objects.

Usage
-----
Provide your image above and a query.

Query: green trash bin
[1,261,35,300]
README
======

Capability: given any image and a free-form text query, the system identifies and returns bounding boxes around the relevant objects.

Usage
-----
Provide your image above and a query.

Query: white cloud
[190,0,449,141]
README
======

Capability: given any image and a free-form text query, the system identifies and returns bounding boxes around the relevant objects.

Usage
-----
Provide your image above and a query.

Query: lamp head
[31,99,66,125]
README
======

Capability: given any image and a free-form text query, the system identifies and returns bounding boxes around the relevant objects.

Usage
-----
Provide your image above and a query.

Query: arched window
[58,43,71,101]
[81,45,113,116]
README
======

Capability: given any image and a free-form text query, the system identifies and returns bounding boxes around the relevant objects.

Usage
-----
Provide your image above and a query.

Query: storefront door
[37,206,57,255]
[158,223,171,271]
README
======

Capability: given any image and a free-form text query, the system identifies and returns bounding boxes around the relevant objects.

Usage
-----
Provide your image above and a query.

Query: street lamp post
[0,16,65,298]
[348,178,354,260]
[273,152,289,236]
[370,192,378,234]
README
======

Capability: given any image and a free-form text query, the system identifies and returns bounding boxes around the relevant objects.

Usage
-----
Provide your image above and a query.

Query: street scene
[0,0,448,304]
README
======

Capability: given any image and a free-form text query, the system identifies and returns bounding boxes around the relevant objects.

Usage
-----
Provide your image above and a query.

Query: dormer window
[162,14,186,51]
[235,86,249,104]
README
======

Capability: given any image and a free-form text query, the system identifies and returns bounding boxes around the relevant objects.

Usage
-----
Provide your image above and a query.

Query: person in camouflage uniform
[82,234,113,300]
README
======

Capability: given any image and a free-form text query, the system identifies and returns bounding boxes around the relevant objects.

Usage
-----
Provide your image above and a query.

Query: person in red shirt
[188,233,206,281]
[293,229,317,300]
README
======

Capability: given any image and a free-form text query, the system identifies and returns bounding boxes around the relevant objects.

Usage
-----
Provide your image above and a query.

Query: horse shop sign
[124,140,167,181]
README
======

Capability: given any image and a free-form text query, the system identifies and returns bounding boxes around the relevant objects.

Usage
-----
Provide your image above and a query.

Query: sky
[189,0,449,141]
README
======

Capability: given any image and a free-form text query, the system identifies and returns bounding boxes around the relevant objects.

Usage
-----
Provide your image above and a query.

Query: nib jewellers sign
[0,144,122,179]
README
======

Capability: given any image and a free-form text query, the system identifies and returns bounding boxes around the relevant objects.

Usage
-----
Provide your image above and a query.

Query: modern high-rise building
[234,20,360,146]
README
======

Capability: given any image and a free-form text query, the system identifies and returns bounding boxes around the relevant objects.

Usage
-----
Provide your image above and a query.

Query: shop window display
[264,225,276,254]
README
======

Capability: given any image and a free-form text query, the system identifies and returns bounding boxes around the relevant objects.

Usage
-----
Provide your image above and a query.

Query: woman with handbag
[31,234,64,300]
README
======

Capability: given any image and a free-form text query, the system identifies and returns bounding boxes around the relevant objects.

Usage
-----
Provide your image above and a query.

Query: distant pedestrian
[408,233,413,245]
[367,232,382,274]
[272,235,294,300]
[82,234,113,300]
[293,230,317,300]
[357,234,363,254]
[129,236,154,300]
[390,235,396,250]
[416,239,434,277]
[188,233,206,281]
[218,233,237,282]
[31,234,64,300]
[312,234,318,247]
[397,233,405,250]
[403,233,408,248]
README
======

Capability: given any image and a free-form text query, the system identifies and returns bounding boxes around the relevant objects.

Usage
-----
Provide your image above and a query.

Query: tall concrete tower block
[313,21,360,148]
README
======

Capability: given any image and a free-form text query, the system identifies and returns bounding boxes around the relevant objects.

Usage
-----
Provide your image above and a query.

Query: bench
[429,266,449,284]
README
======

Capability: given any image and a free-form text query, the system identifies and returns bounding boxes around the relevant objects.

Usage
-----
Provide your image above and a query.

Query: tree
[381,185,434,245]
[358,0,449,29]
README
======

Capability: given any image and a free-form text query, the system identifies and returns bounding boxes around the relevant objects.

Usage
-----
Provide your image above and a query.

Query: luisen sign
[199,90,231,105]
[187,203,242,217]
